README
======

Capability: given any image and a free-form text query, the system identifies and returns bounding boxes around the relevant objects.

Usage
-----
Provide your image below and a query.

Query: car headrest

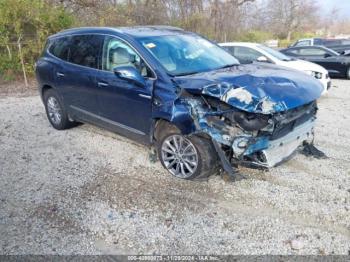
[110,47,131,65]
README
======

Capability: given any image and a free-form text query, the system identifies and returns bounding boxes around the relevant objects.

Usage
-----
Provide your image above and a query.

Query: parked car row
[290,37,350,55]
[36,26,325,180]
[280,46,350,79]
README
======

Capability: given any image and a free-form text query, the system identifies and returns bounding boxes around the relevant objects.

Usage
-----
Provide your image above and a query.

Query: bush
[235,30,274,43]
[0,0,74,81]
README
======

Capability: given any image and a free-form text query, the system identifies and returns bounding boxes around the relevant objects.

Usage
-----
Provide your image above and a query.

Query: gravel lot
[0,79,350,255]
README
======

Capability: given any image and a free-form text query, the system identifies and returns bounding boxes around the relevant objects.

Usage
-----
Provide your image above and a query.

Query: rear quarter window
[49,37,71,61]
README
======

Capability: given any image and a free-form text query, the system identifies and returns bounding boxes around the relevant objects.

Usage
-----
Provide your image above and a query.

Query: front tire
[43,89,72,130]
[156,124,218,180]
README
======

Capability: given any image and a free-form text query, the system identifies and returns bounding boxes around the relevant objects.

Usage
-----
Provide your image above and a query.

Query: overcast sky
[319,0,350,18]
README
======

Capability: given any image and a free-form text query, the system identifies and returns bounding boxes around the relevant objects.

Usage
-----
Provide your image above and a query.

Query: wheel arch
[151,117,197,144]
[40,84,54,102]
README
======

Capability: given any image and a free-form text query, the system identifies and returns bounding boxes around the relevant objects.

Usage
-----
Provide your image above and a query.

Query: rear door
[51,34,104,120]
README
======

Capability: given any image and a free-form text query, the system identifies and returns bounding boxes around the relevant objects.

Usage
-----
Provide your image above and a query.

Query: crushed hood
[174,63,323,114]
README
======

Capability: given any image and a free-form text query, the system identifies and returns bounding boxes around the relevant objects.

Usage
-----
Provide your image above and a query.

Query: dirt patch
[0,78,37,97]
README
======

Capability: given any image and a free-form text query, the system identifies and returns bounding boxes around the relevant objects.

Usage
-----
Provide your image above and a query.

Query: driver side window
[102,36,153,77]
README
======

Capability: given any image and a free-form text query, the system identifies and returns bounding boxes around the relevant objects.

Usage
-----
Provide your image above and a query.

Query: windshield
[138,34,239,76]
[258,44,292,61]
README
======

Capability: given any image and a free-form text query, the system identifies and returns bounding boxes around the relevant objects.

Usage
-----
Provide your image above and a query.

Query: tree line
[0,0,343,82]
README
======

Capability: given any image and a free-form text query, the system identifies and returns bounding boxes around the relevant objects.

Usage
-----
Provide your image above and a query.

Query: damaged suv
[36,26,324,180]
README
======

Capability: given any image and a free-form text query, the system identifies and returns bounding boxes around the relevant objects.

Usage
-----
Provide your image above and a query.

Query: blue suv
[36,26,323,180]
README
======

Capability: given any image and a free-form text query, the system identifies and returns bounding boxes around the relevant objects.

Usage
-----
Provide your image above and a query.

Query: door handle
[138,94,151,99]
[97,82,109,87]
[56,72,65,77]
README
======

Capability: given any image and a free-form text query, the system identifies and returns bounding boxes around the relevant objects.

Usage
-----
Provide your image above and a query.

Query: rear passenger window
[49,37,71,61]
[299,48,326,56]
[69,35,104,69]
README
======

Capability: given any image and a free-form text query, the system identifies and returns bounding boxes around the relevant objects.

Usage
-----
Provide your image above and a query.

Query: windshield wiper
[173,63,239,77]
[217,63,238,69]
[173,71,201,77]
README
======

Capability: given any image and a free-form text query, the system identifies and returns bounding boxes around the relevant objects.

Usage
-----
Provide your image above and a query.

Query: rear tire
[43,89,72,130]
[156,123,218,180]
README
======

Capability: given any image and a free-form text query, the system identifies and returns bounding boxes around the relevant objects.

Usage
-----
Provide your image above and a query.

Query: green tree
[0,0,74,82]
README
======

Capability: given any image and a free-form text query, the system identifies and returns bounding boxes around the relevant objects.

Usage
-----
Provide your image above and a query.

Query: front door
[95,36,155,142]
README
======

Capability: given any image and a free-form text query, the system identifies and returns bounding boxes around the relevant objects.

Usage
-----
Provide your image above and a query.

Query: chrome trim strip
[70,105,146,136]
[138,94,152,99]
[97,82,108,87]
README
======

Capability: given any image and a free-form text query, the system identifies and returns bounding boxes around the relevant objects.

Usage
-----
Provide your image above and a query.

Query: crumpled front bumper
[244,119,315,168]
[260,119,314,167]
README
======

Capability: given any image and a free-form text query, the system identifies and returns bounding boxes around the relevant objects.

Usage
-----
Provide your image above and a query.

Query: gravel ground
[0,79,349,255]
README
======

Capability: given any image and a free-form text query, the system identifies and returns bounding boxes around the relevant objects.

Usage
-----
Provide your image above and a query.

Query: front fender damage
[174,83,326,179]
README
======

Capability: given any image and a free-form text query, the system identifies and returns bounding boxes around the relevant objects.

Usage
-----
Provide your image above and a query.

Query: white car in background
[220,42,331,95]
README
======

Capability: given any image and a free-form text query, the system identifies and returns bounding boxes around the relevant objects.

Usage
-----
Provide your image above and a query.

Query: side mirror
[113,66,146,87]
[256,56,269,63]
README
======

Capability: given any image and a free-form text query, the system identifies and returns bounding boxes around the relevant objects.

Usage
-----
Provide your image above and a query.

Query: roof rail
[58,27,122,34]
[132,25,184,31]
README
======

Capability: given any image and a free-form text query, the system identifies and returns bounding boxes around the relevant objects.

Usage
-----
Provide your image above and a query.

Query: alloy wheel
[161,134,198,178]
[47,96,62,125]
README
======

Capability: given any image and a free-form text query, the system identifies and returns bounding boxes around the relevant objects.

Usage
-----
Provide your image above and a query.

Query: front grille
[269,102,317,140]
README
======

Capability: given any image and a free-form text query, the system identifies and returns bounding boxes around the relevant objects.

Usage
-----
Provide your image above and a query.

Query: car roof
[219,42,260,48]
[49,26,187,39]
